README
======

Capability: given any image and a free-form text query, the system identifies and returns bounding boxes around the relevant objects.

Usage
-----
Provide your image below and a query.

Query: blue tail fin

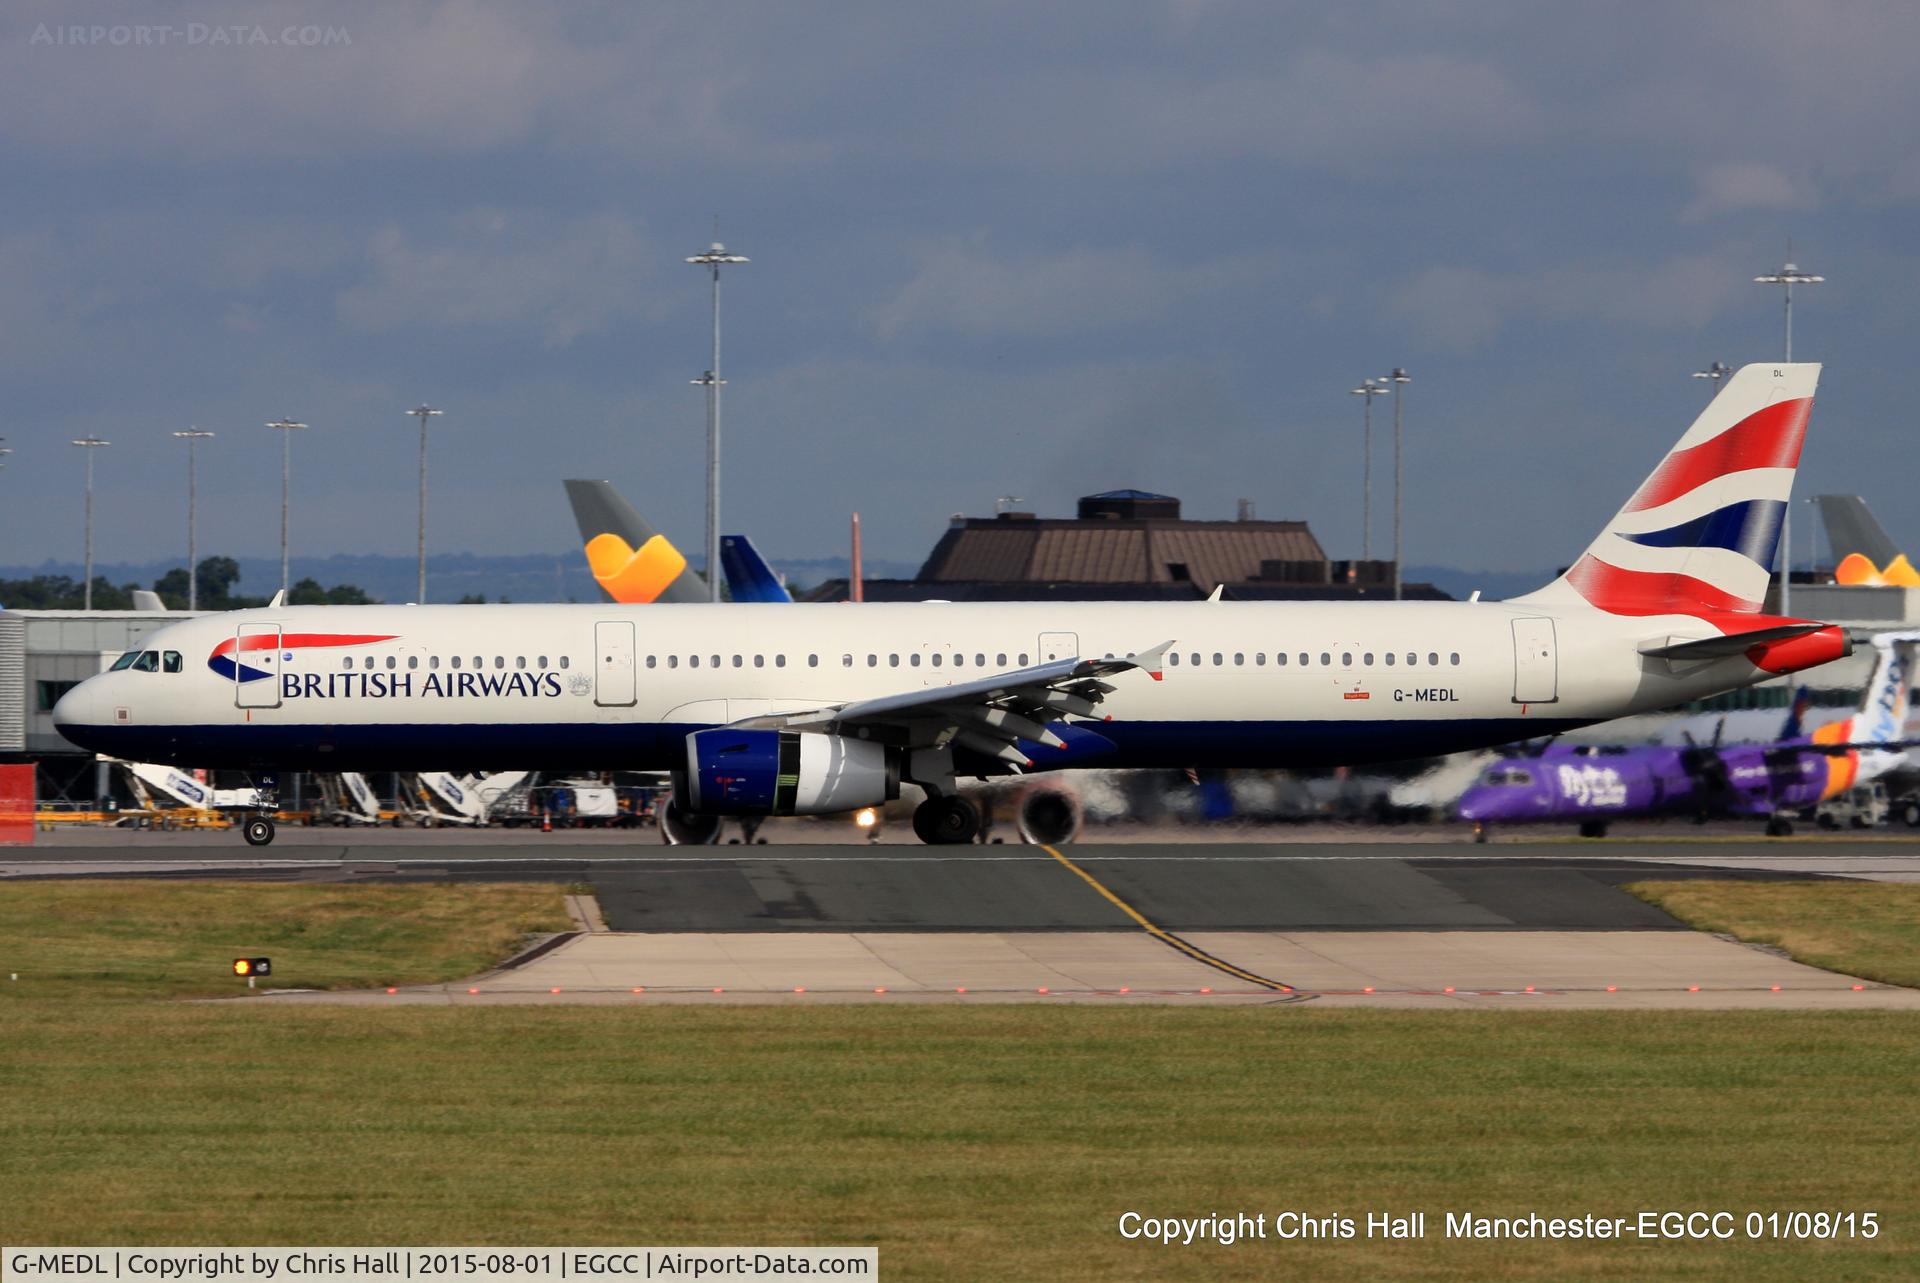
[1781,686,1810,739]
[720,534,793,603]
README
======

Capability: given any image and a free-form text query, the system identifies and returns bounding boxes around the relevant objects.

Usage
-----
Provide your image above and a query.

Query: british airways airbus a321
[55,363,1848,846]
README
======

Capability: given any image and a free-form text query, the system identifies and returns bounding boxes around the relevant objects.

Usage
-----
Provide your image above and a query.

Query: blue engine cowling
[678,728,900,816]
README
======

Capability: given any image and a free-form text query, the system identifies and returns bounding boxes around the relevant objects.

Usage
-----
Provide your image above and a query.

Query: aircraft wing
[739,641,1174,768]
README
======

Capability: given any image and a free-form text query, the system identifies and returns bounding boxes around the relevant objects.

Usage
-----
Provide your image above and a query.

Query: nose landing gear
[243,815,277,846]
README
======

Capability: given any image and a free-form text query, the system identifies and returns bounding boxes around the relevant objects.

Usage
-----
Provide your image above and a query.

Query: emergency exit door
[1511,617,1558,703]
[1038,631,1079,664]
[595,620,636,706]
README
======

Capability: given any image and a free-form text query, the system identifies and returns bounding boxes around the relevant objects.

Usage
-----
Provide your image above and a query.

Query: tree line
[0,556,374,610]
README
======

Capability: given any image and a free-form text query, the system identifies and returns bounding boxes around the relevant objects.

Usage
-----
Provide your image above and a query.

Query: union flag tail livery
[53,360,1857,846]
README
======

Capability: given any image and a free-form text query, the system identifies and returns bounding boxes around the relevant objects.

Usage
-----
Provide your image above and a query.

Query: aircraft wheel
[243,816,277,847]
[912,795,979,845]
[1473,822,1489,844]
[1903,802,1920,829]
[1577,820,1609,839]
[1765,817,1794,837]
[1817,812,1839,831]
[658,799,722,845]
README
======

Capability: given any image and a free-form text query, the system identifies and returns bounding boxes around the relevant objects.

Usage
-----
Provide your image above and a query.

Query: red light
[1118,986,1130,994]
[467,987,478,995]
[385,987,397,995]
[1199,987,1212,994]
[1771,985,1782,992]
[1524,985,1535,993]
[632,986,645,994]
[873,987,886,994]
[550,987,562,994]
[1442,986,1454,994]
[1606,985,1617,992]
[794,986,805,993]
[1362,986,1374,994]
[1037,986,1050,994]
[1688,985,1700,993]
[712,987,724,993]
[955,986,967,994]
[1853,984,1865,991]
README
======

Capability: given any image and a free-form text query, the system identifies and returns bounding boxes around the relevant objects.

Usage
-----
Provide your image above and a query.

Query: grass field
[1629,880,1920,990]
[4,882,1919,1280]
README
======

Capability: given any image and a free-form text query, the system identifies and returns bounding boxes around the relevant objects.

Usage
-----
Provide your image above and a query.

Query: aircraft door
[1511,617,1558,703]
[595,620,637,706]
[1038,631,1079,664]
[234,623,282,708]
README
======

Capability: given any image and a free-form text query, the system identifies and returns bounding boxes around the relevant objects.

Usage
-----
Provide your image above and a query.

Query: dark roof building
[807,491,1447,602]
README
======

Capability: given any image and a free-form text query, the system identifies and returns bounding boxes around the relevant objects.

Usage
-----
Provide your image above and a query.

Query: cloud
[335,210,655,346]
[1386,255,1748,353]
[1681,162,1818,222]
[869,235,1291,341]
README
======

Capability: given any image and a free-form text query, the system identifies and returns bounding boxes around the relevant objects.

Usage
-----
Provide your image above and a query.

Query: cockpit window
[1483,768,1534,787]
[162,651,183,674]
[131,651,160,673]
[110,651,141,671]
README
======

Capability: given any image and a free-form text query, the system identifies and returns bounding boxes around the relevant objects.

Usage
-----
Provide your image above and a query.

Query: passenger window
[753,655,764,668]
[730,655,741,668]
[1320,653,1331,666]
[539,656,548,668]
[691,655,701,668]
[1276,653,1287,666]
[997,653,1008,666]
[132,651,159,673]
[1428,653,1439,666]
[931,653,942,667]
[1385,653,1396,666]
[559,656,569,668]
[342,657,354,671]
[1255,652,1265,666]
[1406,652,1417,666]
[868,654,878,667]
[668,655,679,669]
[976,654,986,666]
[386,655,397,670]
[364,657,375,670]
[1019,653,1029,665]
[1234,653,1244,666]
[1299,653,1309,666]
[515,656,526,670]
[1190,652,1201,666]
[1169,652,1181,667]
[407,655,419,670]
[495,657,505,670]
[473,656,482,670]
[951,653,963,667]
[843,654,854,668]
[910,654,921,667]
[890,655,900,667]
[646,656,657,669]
[1363,652,1374,666]
[1450,652,1461,666]
[775,655,786,668]
[1342,653,1353,666]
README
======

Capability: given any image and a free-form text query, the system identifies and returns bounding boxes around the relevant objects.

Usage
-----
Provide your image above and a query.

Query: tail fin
[1780,685,1811,740]
[1845,631,1920,747]
[1817,495,1920,586]
[1520,362,1819,618]
[563,480,709,604]
[719,534,794,603]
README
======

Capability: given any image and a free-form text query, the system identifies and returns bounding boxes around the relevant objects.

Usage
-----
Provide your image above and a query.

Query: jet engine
[678,728,900,816]
[1016,786,1083,845]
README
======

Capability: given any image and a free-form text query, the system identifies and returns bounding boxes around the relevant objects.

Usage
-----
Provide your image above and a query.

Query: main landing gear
[241,771,281,846]
[243,815,277,846]
[911,794,979,845]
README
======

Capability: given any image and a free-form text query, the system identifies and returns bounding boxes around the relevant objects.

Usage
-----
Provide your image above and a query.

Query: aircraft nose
[51,679,101,737]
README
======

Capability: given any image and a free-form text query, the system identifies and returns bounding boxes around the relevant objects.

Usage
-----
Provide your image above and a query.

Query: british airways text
[281,671,565,700]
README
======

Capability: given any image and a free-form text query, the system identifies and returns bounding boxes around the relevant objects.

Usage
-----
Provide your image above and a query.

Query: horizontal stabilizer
[1639,623,1826,661]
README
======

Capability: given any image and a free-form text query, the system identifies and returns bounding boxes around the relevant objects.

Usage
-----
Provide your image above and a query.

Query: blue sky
[2,1,1916,588]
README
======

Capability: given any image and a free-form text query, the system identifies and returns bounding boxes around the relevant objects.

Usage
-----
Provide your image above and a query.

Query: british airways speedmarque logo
[209,632,399,682]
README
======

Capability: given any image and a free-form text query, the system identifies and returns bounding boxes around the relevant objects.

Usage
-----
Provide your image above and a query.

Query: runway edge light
[232,957,271,977]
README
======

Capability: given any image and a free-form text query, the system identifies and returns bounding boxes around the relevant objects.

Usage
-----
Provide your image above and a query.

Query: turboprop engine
[678,728,900,816]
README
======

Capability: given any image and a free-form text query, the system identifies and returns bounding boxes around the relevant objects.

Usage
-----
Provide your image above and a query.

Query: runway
[14,829,1920,1007]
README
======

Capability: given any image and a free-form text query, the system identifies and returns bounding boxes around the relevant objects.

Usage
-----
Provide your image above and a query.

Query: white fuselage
[52,598,1801,775]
